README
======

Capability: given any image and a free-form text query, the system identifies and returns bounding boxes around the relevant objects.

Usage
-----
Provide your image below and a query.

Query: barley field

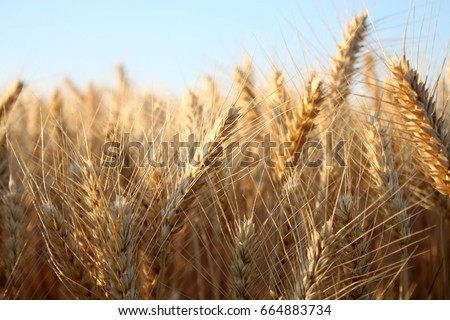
[0,9,449,300]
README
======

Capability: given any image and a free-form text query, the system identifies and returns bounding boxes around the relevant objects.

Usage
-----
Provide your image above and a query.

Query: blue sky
[0,0,448,95]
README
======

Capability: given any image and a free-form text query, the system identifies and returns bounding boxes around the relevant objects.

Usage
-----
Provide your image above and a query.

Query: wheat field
[0,11,449,300]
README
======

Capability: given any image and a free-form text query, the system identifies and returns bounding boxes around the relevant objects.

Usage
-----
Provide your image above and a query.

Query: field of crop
[0,11,449,299]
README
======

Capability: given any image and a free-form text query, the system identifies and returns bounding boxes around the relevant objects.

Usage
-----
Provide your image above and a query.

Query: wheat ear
[103,196,138,299]
[231,217,256,299]
[182,90,203,134]
[294,219,336,299]
[363,52,383,114]
[363,118,410,298]
[0,179,25,299]
[388,55,450,196]
[270,68,293,133]
[328,12,367,111]
[276,75,324,183]
[153,106,241,298]
[40,202,95,298]
[0,82,25,298]
[269,76,324,299]
[233,63,262,125]
[0,81,24,124]
[334,195,374,299]
[318,12,368,218]
[48,89,65,153]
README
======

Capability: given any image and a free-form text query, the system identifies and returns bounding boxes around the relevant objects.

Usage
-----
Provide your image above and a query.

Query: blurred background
[0,0,448,95]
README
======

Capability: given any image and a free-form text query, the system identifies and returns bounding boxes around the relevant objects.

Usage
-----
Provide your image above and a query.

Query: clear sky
[0,0,448,95]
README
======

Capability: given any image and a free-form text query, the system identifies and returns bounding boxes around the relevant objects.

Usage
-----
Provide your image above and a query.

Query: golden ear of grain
[169,107,240,214]
[182,90,203,134]
[294,219,336,300]
[164,106,241,220]
[231,218,256,300]
[333,194,379,299]
[233,64,262,123]
[362,117,411,298]
[40,202,96,299]
[103,196,138,300]
[363,52,383,114]
[48,89,65,151]
[270,74,325,295]
[363,118,411,239]
[152,106,241,298]
[270,69,291,147]
[271,68,291,110]
[0,84,26,298]
[328,12,368,110]
[276,75,325,183]
[0,179,25,299]
[389,55,450,196]
[0,81,24,124]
